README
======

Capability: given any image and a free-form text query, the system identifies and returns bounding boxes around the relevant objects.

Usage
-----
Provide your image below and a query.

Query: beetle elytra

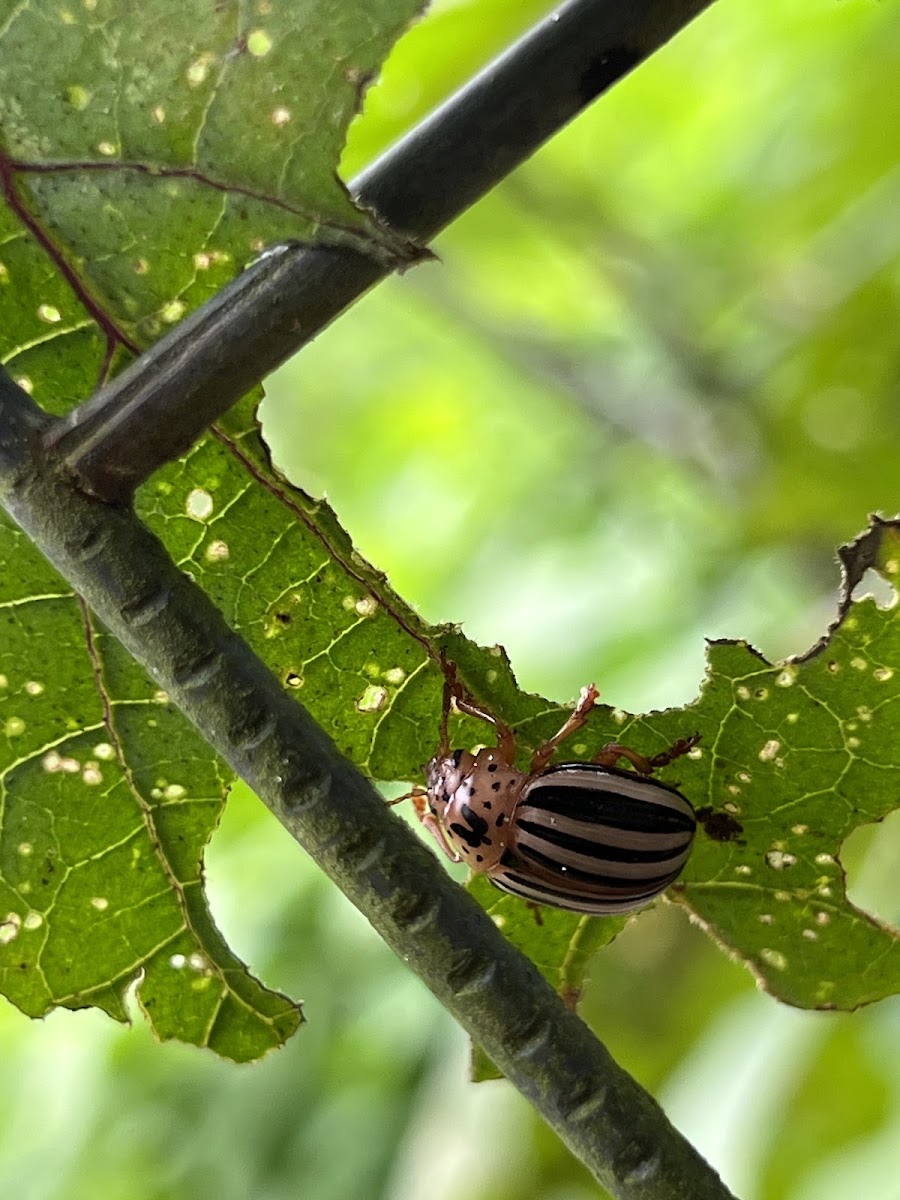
[404,657,699,916]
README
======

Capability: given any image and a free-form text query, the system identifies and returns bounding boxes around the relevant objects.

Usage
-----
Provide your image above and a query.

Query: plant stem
[45,0,717,501]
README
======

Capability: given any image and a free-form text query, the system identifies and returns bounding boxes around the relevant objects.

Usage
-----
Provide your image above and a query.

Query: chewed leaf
[0,0,425,405]
[671,517,900,1009]
[0,0,428,1059]
[0,523,299,1059]
[462,519,899,1011]
[154,399,900,1015]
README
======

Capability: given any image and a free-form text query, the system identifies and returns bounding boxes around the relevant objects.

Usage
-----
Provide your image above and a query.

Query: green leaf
[0,0,424,1057]
[1,0,898,1058]
[0,517,300,1060]
[149,403,900,1015]
[0,0,424,397]
[675,518,900,1009]
[6,363,899,1051]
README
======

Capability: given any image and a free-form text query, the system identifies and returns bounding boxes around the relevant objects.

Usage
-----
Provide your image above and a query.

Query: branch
[0,369,737,1200]
[44,0,717,501]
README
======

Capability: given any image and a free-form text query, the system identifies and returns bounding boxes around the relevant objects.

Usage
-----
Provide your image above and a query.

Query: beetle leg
[593,743,655,774]
[388,786,462,861]
[439,650,517,765]
[387,785,426,807]
[394,785,465,863]
[645,732,702,769]
[594,732,701,774]
[420,809,464,864]
[529,683,600,774]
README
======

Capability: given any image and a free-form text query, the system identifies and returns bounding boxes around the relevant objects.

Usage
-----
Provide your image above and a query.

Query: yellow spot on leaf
[247,28,273,56]
[187,54,215,86]
[186,488,214,520]
[66,85,91,110]
[161,299,186,324]
[356,685,387,713]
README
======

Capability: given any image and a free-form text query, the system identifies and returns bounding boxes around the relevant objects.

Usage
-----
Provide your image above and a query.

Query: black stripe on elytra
[496,871,661,905]
[515,818,692,863]
[502,842,681,889]
[524,780,695,834]
[549,761,686,791]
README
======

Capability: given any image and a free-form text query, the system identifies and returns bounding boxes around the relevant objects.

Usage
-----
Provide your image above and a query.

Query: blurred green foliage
[2,0,898,1197]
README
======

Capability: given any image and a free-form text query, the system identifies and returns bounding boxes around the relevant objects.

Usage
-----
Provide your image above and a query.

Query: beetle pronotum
[404,658,699,915]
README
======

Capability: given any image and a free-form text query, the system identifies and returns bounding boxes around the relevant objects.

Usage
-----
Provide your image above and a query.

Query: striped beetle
[409,659,699,915]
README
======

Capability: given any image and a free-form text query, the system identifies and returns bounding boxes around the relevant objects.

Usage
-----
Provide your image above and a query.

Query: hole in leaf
[842,810,900,927]
[850,568,897,609]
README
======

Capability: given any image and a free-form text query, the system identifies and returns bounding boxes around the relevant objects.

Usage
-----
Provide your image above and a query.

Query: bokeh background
[2,0,899,1196]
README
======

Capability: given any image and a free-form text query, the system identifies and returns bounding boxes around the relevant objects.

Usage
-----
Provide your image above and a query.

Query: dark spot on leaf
[695,806,744,842]
[274,611,291,625]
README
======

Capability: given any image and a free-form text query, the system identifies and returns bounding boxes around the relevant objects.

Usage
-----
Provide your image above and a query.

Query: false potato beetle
[401,659,699,915]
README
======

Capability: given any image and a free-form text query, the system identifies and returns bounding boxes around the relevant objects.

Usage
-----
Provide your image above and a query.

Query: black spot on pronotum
[450,803,491,848]
[579,47,642,103]
[695,807,744,842]
[491,781,502,792]
[487,763,499,773]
